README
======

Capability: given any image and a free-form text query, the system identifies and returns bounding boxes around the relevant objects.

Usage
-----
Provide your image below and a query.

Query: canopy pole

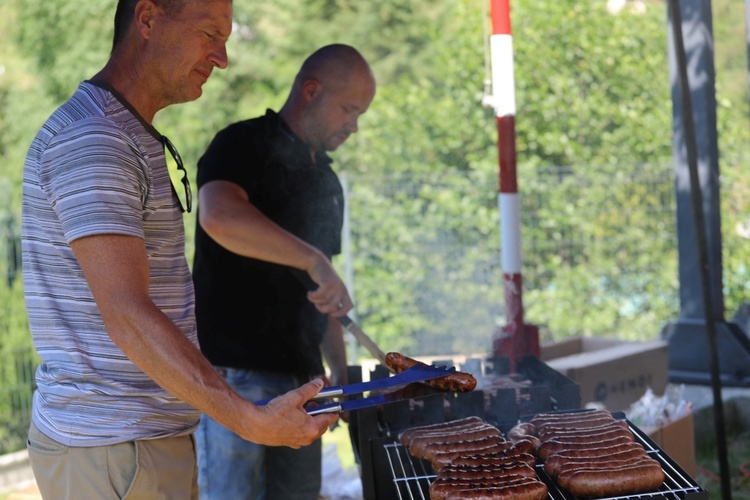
[488,0,539,367]
[668,0,732,497]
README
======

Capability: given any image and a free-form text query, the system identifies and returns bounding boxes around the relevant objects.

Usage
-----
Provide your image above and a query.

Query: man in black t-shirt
[192,44,376,500]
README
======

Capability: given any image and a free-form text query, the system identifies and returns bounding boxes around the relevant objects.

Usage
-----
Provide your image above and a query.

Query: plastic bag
[319,443,364,500]
[625,385,692,428]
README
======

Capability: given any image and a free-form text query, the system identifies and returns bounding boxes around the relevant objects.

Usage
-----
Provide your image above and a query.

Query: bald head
[280,44,377,155]
[295,44,373,92]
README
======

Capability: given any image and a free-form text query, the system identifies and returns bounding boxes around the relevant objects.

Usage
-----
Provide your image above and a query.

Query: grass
[695,429,750,499]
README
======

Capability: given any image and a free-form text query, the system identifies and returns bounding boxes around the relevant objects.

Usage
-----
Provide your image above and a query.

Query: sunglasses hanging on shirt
[162,135,192,213]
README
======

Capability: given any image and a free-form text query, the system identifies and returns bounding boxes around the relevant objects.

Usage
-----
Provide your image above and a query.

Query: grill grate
[383,419,707,500]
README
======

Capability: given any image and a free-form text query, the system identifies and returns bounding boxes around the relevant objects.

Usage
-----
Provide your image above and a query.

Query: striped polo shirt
[21,81,199,446]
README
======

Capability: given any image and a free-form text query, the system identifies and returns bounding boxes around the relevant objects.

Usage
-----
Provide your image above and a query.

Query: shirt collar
[85,80,162,142]
[265,109,332,168]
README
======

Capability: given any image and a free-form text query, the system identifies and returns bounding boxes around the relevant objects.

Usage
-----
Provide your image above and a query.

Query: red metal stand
[488,0,539,367]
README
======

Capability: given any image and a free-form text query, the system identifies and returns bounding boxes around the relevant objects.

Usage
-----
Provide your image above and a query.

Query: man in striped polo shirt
[21,1,339,498]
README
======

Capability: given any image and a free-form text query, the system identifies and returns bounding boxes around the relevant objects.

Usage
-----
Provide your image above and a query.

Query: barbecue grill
[350,355,580,499]
[347,355,708,500]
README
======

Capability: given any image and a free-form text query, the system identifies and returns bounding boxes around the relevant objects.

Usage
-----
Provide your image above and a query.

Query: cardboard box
[541,336,669,411]
[642,412,697,478]
[540,337,623,361]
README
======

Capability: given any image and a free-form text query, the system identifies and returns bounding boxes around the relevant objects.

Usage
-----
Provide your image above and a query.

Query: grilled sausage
[402,422,491,448]
[418,434,507,461]
[437,462,537,480]
[442,449,536,471]
[555,455,657,486]
[406,421,497,439]
[506,423,541,451]
[531,409,614,428]
[399,416,486,446]
[385,352,477,392]
[538,426,634,450]
[432,473,534,487]
[409,424,502,447]
[508,436,538,455]
[430,440,515,470]
[564,460,665,497]
[541,440,644,462]
[544,443,648,477]
[537,434,634,460]
[407,423,501,448]
[507,422,537,438]
[442,481,549,500]
[537,416,618,433]
[411,426,504,459]
[430,474,539,500]
[540,425,634,445]
[536,419,629,440]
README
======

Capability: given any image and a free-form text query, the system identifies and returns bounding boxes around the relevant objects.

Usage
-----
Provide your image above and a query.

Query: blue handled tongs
[253,363,456,413]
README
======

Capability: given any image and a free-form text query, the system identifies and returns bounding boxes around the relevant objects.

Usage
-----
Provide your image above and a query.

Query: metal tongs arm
[252,364,456,407]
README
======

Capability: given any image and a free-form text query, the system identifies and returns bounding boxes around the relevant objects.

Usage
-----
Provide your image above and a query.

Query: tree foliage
[0,0,748,367]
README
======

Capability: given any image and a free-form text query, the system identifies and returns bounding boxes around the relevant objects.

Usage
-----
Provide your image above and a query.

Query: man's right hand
[246,378,338,448]
[306,258,353,317]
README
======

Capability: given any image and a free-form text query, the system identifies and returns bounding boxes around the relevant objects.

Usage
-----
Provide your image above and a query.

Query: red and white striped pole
[489,0,539,365]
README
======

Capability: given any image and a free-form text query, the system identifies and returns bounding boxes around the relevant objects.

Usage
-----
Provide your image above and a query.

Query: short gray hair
[111,0,188,52]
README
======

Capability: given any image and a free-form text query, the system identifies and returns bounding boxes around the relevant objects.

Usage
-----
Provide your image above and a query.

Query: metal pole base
[492,323,540,371]
[661,319,750,386]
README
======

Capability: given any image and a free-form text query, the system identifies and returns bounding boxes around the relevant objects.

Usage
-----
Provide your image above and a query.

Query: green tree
[333,0,680,350]
[2,0,748,357]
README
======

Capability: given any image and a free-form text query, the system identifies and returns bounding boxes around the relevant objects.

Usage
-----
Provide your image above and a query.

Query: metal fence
[338,161,682,356]
[0,158,736,454]
[0,213,35,455]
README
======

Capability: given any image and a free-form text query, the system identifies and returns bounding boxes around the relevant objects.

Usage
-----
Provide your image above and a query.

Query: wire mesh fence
[339,161,681,356]
[0,213,35,455]
[2,157,747,454]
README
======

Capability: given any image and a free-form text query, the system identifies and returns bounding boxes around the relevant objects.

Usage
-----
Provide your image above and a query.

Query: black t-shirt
[192,109,344,377]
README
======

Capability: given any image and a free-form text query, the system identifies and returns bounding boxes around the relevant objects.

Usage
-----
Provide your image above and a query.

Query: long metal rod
[338,315,387,365]
[668,1,731,497]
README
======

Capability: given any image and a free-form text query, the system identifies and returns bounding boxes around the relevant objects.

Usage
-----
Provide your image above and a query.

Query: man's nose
[345,117,359,134]
[210,42,229,70]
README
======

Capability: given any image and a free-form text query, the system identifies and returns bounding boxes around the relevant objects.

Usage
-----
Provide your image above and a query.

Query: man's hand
[306,258,353,317]
[249,379,339,448]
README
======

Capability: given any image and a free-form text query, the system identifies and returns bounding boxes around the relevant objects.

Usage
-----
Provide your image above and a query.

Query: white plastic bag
[626,385,692,428]
[319,443,363,500]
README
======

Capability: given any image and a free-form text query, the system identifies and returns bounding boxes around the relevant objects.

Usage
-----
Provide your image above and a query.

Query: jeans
[196,368,322,500]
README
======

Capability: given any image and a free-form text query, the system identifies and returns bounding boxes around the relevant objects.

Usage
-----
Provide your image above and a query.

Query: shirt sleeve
[39,117,148,244]
[196,122,255,189]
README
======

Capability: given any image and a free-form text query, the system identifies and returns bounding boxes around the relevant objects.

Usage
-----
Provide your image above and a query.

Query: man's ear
[301,79,323,102]
[134,0,159,39]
